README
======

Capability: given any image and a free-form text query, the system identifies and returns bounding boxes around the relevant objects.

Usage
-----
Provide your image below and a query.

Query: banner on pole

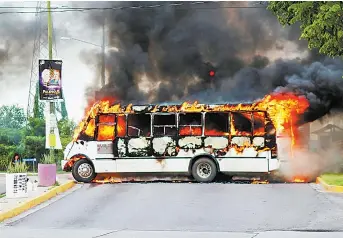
[45,103,62,150]
[39,59,63,101]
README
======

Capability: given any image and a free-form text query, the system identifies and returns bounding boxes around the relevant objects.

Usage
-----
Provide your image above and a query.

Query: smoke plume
[86,1,343,124]
[0,6,36,84]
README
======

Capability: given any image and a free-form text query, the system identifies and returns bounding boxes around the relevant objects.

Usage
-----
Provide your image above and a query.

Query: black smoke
[85,1,343,124]
[0,5,37,83]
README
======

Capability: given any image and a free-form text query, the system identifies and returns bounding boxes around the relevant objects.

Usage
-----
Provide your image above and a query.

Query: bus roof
[95,101,268,114]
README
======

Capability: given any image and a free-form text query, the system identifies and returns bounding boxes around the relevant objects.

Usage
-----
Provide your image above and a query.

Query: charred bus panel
[63,103,280,182]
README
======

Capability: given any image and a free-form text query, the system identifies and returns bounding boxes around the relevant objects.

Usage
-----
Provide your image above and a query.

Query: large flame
[74,92,309,141]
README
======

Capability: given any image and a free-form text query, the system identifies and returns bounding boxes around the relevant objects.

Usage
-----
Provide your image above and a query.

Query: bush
[22,136,47,162]
[0,144,16,171]
[41,153,56,164]
[0,128,24,146]
[7,162,28,173]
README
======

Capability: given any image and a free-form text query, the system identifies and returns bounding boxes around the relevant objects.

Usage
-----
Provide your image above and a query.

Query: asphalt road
[2,182,343,238]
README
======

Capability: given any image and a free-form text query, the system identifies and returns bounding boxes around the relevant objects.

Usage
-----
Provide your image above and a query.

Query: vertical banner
[45,103,62,150]
[39,59,63,149]
[39,59,63,101]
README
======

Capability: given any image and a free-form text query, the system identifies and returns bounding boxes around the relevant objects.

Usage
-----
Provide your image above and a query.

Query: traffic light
[209,70,215,77]
[202,62,216,80]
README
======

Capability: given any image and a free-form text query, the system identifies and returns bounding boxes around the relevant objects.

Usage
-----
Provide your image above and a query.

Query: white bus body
[62,105,281,183]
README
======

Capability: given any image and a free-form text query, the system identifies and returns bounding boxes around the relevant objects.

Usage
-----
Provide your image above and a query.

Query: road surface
[2,182,343,237]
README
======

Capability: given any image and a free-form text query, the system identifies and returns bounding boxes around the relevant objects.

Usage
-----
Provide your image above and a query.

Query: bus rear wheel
[72,159,97,183]
[191,158,217,183]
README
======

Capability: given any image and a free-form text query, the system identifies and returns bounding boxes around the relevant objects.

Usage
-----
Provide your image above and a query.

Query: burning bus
[61,93,309,183]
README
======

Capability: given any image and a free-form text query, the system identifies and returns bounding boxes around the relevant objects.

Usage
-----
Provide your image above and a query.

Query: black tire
[191,157,217,183]
[72,159,97,183]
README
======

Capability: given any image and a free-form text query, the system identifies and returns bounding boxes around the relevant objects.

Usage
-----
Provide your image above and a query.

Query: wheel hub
[78,163,93,179]
[197,162,212,179]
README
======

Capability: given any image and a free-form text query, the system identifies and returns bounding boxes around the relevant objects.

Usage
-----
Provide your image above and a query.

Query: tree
[25,117,46,137]
[0,105,26,129]
[268,1,343,57]
[33,83,45,119]
[58,119,76,137]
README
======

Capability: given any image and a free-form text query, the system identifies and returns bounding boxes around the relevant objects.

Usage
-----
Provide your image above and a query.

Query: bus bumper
[61,159,69,171]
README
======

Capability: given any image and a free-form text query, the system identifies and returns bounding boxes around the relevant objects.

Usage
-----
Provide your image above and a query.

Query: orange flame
[74,92,309,147]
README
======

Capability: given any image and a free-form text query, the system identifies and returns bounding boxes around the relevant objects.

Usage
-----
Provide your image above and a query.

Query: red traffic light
[209,70,215,77]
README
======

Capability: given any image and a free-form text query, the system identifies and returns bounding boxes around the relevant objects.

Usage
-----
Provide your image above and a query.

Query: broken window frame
[252,111,266,136]
[152,113,177,137]
[127,113,152,137]
[230,111,253,136]
[95,114,116,141]
[204,112,229,136]
[178,112,203,136]
[78,117,96,141]
[116,114,127,138]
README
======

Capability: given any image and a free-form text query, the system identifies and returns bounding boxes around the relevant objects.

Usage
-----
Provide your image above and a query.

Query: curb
[0,180,75,222]
[316,177,343,193]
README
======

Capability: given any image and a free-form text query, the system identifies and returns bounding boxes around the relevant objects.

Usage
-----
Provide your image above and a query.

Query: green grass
[321,173,343,186]
[0,193,5,198]
[47,181,61,190]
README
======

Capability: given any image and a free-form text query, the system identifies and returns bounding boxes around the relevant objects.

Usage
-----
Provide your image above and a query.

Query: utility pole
[100,14,106,87]
[47,1,56,156]
[27,2,68,121]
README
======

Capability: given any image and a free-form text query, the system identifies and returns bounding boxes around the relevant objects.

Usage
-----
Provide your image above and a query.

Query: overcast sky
[0,1,103,122]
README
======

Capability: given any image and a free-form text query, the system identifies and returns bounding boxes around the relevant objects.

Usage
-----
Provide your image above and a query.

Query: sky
[0,1,334,122]
[0,1,104,122]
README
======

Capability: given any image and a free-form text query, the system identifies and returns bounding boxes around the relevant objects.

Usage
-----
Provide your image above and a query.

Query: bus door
[126,113,152,157]
[94,114,117,172]
[116,113,152,172]
[223,111,269,172]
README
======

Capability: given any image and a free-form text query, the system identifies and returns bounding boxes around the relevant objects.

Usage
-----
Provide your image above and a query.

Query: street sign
[22,158,37,162]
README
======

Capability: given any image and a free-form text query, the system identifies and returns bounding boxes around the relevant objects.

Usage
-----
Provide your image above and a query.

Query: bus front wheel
[72,159,97,183]
[191,157,217,183]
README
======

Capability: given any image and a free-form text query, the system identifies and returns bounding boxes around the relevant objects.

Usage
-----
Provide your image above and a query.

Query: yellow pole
[47,1,56,155]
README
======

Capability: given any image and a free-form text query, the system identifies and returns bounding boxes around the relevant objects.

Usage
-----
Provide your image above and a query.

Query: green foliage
[58,119,76,137]
[0,128,24,146]
[0,102,74,170]
[0,144,16,171]
[40,152,56,164]
[33,83,45,119]
[0,105,26,129]
[22,136,47,162]
[268,1,343,57]
[7,162,28,173]
[25,117,45,137]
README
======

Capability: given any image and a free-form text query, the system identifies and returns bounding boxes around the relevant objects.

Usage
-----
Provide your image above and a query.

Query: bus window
[117,114,127,137]
[231,112,252,136]
[127,114,151,137]
[179,113,202,136]
[205,112,229,136]
[253,112,265,136]
[79,118,95,140]
[265,120,276,150]
[153,114,177,136]
[97,115,115,141]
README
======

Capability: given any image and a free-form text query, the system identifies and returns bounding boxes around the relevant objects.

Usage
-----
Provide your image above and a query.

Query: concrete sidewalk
[0,173,74,214]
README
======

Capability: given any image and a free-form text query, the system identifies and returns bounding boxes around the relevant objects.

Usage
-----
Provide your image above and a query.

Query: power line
[0,2,267,14]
